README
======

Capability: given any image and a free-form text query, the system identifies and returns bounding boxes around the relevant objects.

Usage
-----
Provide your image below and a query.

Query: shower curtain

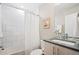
[25,11,40,54]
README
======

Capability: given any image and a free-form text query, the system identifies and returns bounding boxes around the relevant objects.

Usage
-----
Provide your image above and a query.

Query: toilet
[30,49,43,55]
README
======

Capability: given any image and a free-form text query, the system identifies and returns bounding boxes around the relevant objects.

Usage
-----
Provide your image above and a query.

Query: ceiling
[4,3,79,15]
[6,3,79,10]
[6,3,43,10]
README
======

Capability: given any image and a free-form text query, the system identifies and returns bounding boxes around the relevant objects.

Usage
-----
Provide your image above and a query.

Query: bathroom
[0,3,79,55]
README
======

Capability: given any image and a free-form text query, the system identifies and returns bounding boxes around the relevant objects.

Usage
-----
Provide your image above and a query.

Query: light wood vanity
[41,40,79,55]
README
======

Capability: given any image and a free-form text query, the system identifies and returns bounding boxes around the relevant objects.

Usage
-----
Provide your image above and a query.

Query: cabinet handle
[57,48,59,55]
[53,47,55,55]
[55,48,57,55]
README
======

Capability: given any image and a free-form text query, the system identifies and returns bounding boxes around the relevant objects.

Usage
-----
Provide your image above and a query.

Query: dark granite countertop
[43,39,79,52]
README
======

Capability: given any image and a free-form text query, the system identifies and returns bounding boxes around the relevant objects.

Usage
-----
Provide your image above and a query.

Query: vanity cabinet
[41,40,54,55]
[41,40,79,55]
[41,40,58,55]
[56,45,79,55]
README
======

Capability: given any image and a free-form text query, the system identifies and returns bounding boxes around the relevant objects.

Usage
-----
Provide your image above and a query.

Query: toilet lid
[30,49,42,55]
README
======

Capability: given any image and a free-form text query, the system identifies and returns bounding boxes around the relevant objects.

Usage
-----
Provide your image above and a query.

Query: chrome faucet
[62,33,68,40]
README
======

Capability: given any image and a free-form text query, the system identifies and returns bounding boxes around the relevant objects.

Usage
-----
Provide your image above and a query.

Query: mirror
[65,13,79,37]
[54,3,79,37]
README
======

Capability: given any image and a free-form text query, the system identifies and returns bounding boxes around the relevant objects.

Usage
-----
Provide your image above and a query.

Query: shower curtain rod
[1,3,25,11]
[26,9,42,18]
[0,3,42,18]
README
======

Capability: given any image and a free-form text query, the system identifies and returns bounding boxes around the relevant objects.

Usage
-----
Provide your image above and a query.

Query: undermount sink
[51,40,75,46]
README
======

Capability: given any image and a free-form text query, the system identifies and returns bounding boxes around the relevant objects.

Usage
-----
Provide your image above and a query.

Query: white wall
[55,14,65,25]
[39,4,56,40]
[1,4,25,54]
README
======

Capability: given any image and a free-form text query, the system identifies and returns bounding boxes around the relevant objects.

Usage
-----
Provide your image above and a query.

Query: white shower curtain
[25,11,40,54]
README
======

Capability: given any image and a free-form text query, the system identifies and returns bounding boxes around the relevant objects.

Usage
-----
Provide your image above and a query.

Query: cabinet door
[41,40,53,55]
[57,45,79,55]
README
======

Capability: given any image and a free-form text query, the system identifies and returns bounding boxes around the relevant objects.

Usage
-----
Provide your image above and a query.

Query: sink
[51,40,75,46]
